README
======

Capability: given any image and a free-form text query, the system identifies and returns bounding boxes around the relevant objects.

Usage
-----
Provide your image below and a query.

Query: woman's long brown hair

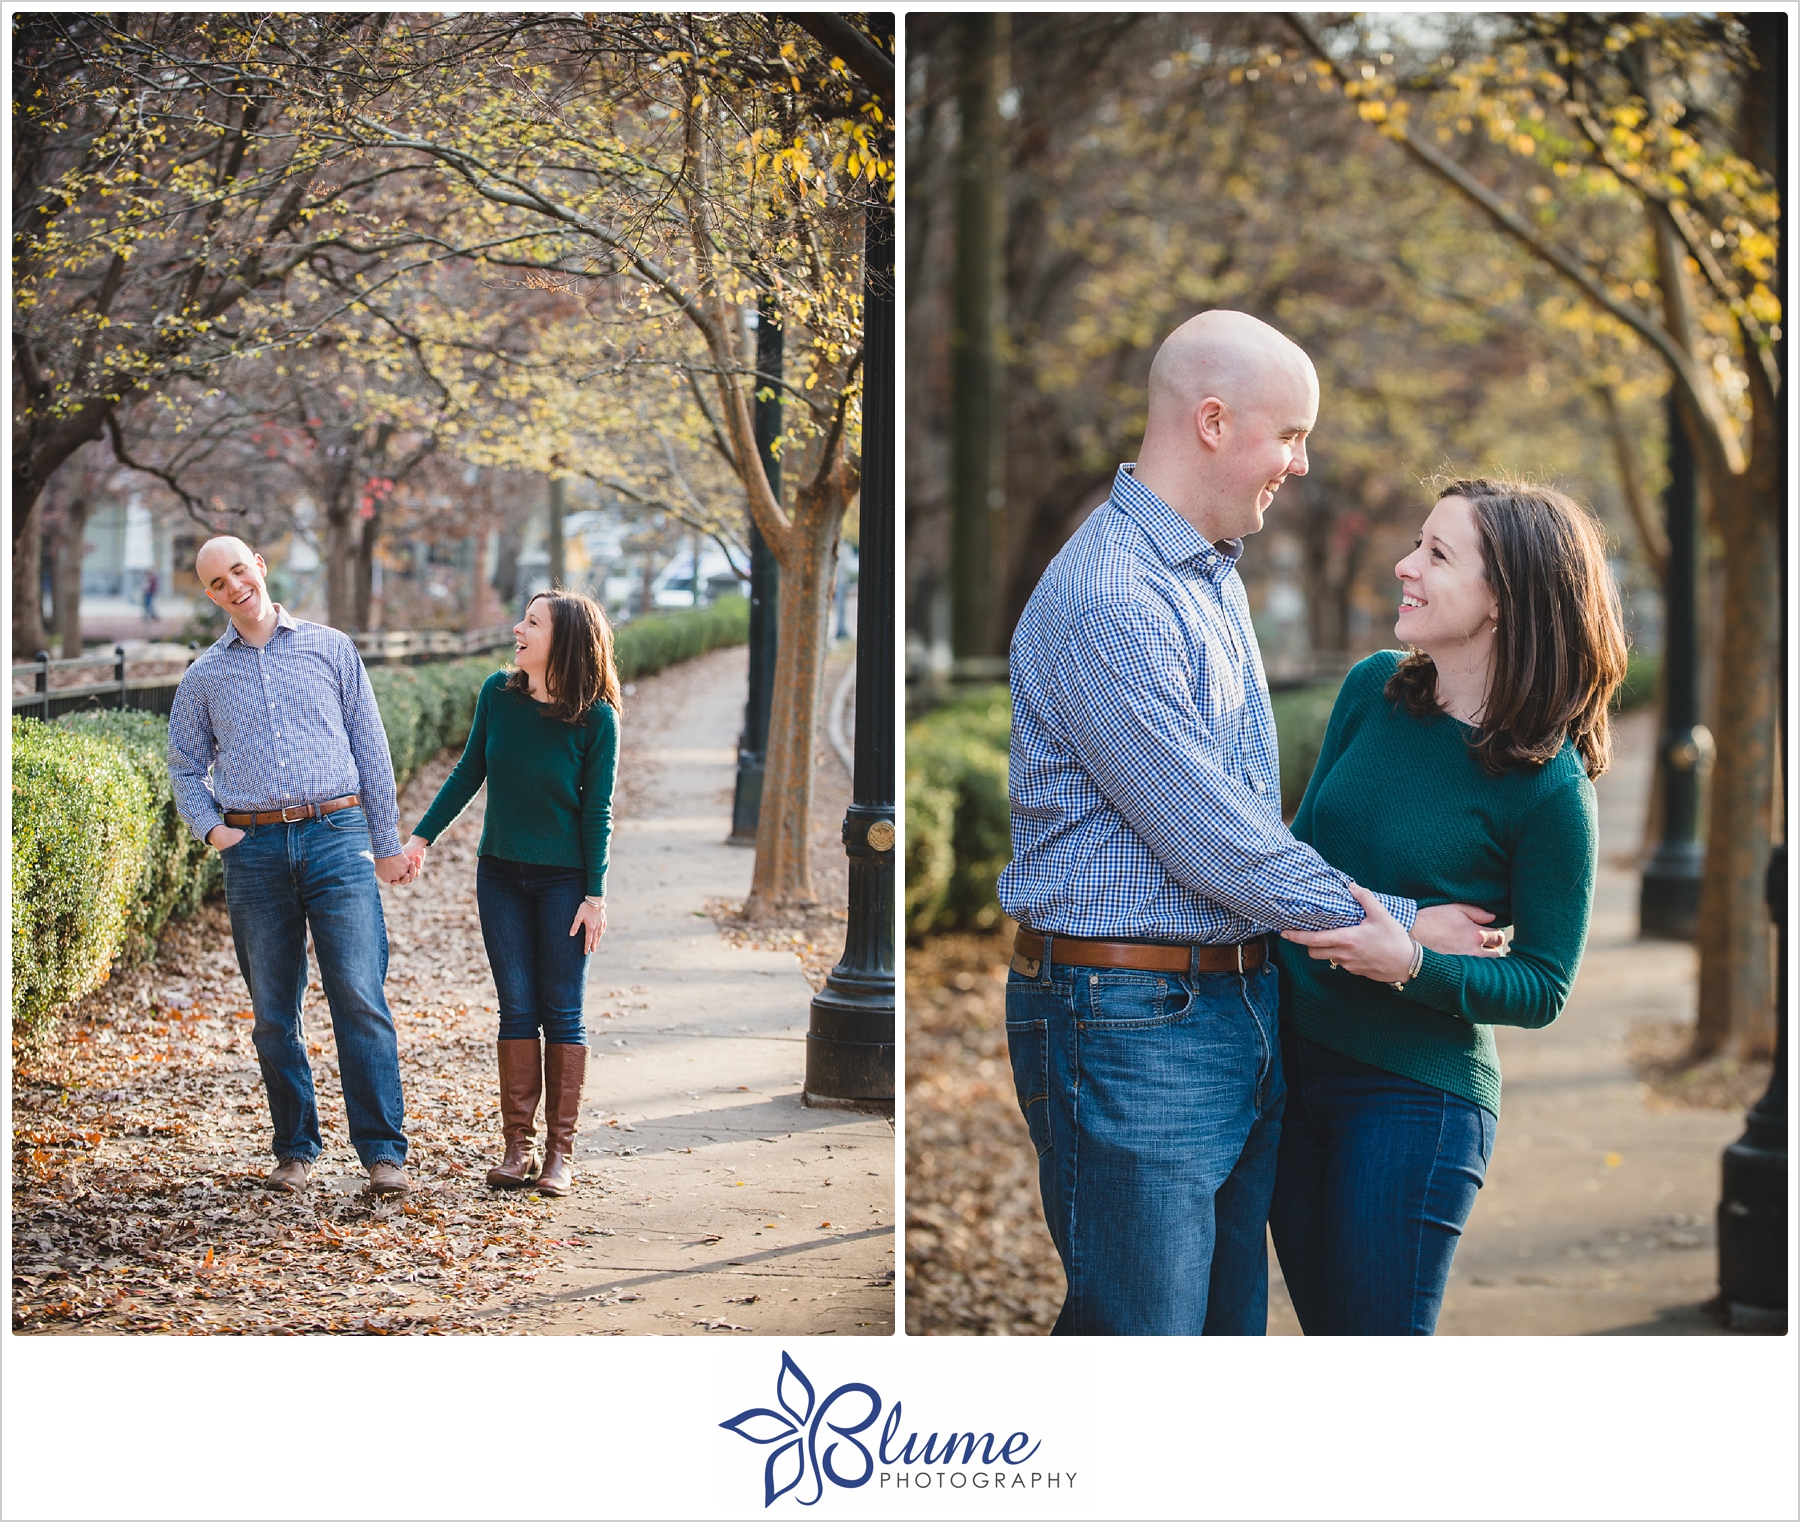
[506,589,623,723]
[1386,477,1629,780]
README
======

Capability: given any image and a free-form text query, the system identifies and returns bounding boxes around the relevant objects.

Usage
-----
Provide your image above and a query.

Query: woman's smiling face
[1393,494,1500,655]
[513,598,553,676]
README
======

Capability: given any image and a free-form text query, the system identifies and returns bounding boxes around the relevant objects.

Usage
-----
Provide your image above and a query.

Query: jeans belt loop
[1042,932,1053,985]
[1189,943,1201,981]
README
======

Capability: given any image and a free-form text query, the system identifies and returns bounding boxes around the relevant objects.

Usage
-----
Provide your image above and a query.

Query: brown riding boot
[486,1039,543,1188]
[535,1042,587,1198]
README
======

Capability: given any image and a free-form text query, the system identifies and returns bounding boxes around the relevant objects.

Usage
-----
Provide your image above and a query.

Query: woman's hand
[570,897,607,954]
[1281,883,1418,984]
[1413,902,1506,955]
[401,833,429,883]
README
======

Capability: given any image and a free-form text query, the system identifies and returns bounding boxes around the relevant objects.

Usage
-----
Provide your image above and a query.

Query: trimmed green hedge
[8,601,751,1031]
[58,711,222,965]
[904,679,1350,938]
[613,596,749,682]
[905,686,1012,939]
[12,717,152,1038]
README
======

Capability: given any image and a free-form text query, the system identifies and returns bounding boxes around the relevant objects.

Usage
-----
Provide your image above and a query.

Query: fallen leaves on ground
[905,930,1064,1336]
[1627,1019,1775,1112]
[11,749,559,1336]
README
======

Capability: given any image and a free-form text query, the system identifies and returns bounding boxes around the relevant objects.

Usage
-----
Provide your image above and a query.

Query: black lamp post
[1640,393,1711,939]
[805,196,895,1107]
[731,295,782,843]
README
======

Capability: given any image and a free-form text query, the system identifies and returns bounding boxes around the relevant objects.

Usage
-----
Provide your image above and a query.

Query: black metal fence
[11,626,516,723]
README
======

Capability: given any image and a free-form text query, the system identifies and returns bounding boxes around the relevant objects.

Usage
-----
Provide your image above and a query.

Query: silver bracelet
[585,895,605,906]
[1391,937,1424,992]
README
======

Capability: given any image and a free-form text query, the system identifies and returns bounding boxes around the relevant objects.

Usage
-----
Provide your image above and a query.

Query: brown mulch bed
[905,929,1065,1335]
[1627,1019,1776,1113]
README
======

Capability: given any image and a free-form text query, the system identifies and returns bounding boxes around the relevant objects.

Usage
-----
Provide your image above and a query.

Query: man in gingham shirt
[998,312,1490,1334]
[171,537,416,1197]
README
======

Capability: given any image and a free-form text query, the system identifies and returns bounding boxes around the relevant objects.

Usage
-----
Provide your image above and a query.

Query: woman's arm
[1396,774,1596,1028]
[578,703,619,899]
[410,675,496,845]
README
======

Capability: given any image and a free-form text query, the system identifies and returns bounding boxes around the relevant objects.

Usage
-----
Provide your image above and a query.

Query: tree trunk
[325,492,358,631]
[57,493,92,658]
[13,497,49,657]
[745,467,852,916]
[354,500,381,632]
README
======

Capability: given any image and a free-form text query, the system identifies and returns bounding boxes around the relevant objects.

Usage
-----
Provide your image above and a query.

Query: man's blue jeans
[476,857,591,1045]
[1005,951,1285,1335]
[220,807,408,1169]
[1268,1030,1495,1335]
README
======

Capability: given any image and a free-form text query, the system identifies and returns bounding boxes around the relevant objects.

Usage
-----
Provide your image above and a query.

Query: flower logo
[720,1352,882,1507]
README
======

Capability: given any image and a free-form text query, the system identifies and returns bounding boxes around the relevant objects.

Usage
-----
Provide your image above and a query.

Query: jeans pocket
[1004,1019,1053,1157]
[322,805,368,836]
[1075,969,1192,1030]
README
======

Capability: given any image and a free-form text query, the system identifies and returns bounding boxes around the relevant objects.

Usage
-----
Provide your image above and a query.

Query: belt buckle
[280,803,311,823]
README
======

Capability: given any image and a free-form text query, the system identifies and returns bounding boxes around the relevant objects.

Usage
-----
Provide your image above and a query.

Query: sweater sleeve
[1289,657,1380,847]
[580,702,619,897]
[412,674,497,842]
[1399,768,1597,1028]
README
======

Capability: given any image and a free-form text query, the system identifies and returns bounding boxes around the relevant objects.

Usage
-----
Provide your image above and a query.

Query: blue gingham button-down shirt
[997,465,1417,942]
[169,608,403,857]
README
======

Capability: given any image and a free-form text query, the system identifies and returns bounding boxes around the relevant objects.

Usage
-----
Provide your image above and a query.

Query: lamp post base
[1640,844,1703,941]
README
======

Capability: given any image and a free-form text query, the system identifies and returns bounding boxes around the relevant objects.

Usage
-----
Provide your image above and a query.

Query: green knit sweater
[1274,650,1597,1117]
[411,671,618,897]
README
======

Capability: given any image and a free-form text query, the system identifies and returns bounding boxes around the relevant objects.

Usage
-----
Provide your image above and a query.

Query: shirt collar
[221,603,298,650]
[1110,465,1243,581]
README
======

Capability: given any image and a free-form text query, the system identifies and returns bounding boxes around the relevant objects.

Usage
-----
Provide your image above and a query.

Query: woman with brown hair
[402,590,621,1197]
[1269,477,1628,1334]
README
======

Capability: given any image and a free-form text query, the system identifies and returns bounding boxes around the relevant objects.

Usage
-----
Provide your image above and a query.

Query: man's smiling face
[196,539,274,629]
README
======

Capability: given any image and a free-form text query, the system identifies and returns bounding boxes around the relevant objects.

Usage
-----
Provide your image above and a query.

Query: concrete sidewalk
[1267,708,1746,1336]
[500,648,895,1334]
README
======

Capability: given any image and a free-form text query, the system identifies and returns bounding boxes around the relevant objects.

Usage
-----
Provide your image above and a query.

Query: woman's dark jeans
[476,857,591,1045]
[1269,1030,1495,1335]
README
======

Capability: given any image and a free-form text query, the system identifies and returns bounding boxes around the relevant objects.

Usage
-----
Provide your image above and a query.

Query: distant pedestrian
[1272,478,1628,1334]
[141,567,159,626]
[403,589,621,1198]
[169,537,418,1197]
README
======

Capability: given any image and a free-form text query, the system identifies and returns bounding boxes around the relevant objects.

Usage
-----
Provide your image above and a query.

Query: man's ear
[1194,396,1228,452]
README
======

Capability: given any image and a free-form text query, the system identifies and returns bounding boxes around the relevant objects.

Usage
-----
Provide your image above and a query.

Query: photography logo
[720,1351,1070,1508]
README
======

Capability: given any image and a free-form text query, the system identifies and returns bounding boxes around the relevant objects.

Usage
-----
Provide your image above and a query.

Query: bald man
[169,537,414,1196]
[997,311,1490,1334]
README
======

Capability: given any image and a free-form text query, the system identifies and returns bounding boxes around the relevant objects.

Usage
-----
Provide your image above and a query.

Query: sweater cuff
[586,870,608,898]
[1402,947,1464,1015]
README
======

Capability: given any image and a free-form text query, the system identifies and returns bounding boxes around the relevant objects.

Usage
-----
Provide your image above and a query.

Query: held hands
[570,898,607,954]
[1281,886,1505,985]
[400,834,430,884]
[374,853,416,886]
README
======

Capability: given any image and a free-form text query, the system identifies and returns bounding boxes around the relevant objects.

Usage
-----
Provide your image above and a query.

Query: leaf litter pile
[12,749,568,1336]
[906,929,1065,1335]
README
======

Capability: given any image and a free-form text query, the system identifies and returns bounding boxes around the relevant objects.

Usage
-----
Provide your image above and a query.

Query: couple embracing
[1000,311,1628,1335]
[169,537,619,1201]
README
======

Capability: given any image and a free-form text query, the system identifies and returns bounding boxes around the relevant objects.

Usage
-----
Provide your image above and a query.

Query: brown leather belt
[223,794,361,827]
[1012,927,1268,977]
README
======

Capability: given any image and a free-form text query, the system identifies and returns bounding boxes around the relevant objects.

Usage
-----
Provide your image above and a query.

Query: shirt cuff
[369,828,405,858]
[1377,893,1418,932]
[191,811,226,845]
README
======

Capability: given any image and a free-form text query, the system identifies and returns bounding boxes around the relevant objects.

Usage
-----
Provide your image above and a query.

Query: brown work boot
[365,1160,411,1196]
[263,1157,311,1193]
[486,1038,543,1189]
[534,1043,587,1198]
